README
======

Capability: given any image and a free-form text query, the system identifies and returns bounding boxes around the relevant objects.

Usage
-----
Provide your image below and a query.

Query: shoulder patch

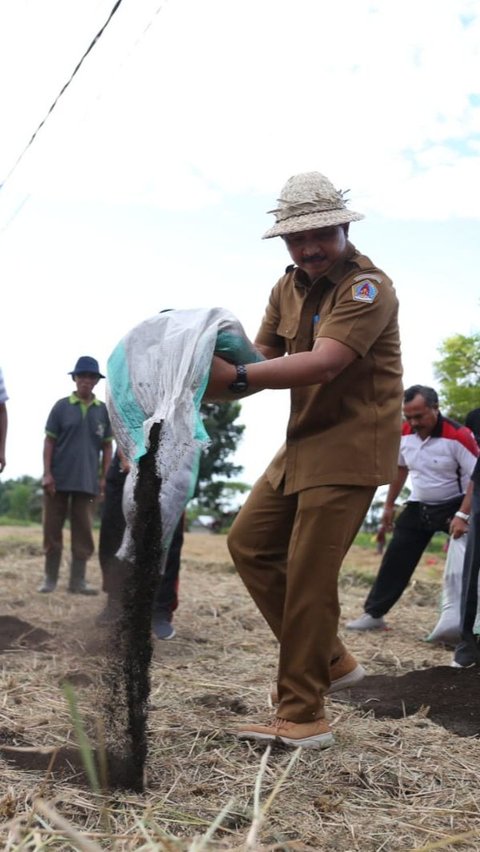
[352,280,378,303]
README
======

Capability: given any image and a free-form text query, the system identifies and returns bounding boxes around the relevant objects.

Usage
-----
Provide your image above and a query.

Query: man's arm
[449,431,479,538]
[450,479,473,539]
[42,436,57,496]
[0,403,7,472]
[206,337,358,399]
[99,441,113,497]
[381,466,409,531]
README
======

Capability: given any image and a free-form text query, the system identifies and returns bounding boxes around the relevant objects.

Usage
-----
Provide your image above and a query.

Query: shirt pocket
[276,316,300,341]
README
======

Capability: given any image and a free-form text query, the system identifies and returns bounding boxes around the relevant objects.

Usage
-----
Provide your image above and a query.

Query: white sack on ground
[427,535,480,645]
[106,307,264,568]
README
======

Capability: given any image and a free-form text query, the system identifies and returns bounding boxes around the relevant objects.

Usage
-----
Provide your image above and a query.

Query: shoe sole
[68,590,99,596]
[152,626,176,640]
[450,660,476,668]
[237,730,335,749]
[345,621,387,631]
[327,663,366,694]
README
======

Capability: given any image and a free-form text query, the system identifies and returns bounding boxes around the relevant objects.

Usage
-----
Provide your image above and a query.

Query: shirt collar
[69,392,100,406]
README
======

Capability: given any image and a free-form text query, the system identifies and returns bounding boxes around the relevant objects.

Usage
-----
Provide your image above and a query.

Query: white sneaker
[346,613,387,631]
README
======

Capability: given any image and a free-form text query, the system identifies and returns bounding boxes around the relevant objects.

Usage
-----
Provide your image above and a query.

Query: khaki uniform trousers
[43,491,95,562]
[228,474,375,723]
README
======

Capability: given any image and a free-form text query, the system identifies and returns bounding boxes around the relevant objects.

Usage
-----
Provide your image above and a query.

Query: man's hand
[42,473,56,497]
[381,504,396,531]
[449,515,469,539]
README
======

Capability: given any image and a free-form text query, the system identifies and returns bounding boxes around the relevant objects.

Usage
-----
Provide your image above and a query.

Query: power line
[0,0,125,192]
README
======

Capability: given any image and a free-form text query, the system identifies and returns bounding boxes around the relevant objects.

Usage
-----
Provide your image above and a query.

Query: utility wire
[0,0,125,192]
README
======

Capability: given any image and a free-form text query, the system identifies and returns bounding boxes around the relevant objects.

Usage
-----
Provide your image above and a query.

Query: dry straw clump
[0,527,480,850]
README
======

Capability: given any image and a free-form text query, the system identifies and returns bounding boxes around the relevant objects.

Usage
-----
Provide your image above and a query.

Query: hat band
[268,198,348,223]
[271,205,348,224]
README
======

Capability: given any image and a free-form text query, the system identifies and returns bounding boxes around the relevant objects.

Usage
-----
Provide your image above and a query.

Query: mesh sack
[106,307,264,567]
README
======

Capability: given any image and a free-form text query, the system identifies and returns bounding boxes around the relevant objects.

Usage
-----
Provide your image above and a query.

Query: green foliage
[434,331,480,419]
[198,401,245,482]
[195,402,249,518]
[63,682,101,793]
[0,476,43,522]
[354,529,447,554]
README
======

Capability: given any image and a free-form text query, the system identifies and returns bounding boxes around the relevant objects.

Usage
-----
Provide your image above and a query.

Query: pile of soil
[0,742,91,786]
[338,666,480,737]
[0,615,51,651]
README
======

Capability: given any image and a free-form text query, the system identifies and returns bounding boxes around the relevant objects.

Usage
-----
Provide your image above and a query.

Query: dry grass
[0,527,479,851]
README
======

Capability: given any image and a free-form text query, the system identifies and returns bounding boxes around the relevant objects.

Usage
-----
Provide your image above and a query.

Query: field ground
[1,526,480,851]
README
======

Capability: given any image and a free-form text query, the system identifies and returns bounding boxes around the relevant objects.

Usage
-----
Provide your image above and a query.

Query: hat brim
[68,370,104,378]
[262,208,364,239]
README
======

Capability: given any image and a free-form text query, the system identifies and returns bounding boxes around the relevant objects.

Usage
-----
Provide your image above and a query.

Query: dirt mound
[338,666,480,736]
[0,615,51,651]
[0,744,87,780]
[0,738,146,790]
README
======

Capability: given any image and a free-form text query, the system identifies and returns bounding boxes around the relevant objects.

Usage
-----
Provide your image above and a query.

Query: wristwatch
[455,511,470,522]
[228,364,248,394]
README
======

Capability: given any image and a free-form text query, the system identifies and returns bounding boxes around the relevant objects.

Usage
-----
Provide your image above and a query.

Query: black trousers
[364,500,460,618]
[99,453,183,614]
[454,481,480,663]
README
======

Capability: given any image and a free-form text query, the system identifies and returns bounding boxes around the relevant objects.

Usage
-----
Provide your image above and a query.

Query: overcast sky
[1,0,479,487]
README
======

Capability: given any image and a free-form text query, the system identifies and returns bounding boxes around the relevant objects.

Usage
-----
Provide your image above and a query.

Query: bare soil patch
[338,666,480,737]
[1,525,480,850]
[0,744,90,785]
[0,614,52,651]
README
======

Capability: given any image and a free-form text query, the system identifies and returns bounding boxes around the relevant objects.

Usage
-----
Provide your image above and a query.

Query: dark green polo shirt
[45,393,113,495]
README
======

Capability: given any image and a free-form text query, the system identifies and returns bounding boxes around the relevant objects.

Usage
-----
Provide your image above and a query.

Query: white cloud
[2,0,479,220]
[1,0,480,484]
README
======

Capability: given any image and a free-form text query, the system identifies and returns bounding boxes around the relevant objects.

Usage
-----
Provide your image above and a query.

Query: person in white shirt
[347,385,479,631]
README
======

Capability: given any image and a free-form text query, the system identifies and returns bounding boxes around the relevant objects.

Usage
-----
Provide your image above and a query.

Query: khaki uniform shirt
[256,242,403,494]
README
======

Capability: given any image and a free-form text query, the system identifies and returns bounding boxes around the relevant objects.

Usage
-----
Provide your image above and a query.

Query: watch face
[230,380,248,393]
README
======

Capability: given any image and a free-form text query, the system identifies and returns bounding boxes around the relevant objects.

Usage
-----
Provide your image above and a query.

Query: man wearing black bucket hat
[206,171,403,749]
[39,356,113,594]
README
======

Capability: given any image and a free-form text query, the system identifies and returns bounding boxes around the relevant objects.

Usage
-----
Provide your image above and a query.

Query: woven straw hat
[262,171,364,239]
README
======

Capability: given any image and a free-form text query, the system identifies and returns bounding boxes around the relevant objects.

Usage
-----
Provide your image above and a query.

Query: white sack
[427,535,480,645]
[106,307,264,568]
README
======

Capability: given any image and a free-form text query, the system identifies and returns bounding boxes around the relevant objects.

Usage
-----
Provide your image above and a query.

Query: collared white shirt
[399,413,478,504]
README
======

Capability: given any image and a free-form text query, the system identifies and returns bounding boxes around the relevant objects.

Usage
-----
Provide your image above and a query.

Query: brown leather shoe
[237,716,334,749]
[269,652,366,706]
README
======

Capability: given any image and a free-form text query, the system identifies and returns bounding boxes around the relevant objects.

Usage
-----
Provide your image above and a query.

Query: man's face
[283,225,348,281]
[403,394,439,440]
[74,372,99,400]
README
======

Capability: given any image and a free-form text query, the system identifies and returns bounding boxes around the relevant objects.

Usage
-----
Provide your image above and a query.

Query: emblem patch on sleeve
[352,280,378,303]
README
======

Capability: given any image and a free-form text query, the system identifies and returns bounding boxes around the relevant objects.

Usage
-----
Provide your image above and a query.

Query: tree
[434,332,480,420]
[362,484,411,531]
[0,476,43,522]
[194,401,248,518]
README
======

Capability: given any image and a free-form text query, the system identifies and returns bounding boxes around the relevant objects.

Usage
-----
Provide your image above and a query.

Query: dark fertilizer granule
[101,422,163,791]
